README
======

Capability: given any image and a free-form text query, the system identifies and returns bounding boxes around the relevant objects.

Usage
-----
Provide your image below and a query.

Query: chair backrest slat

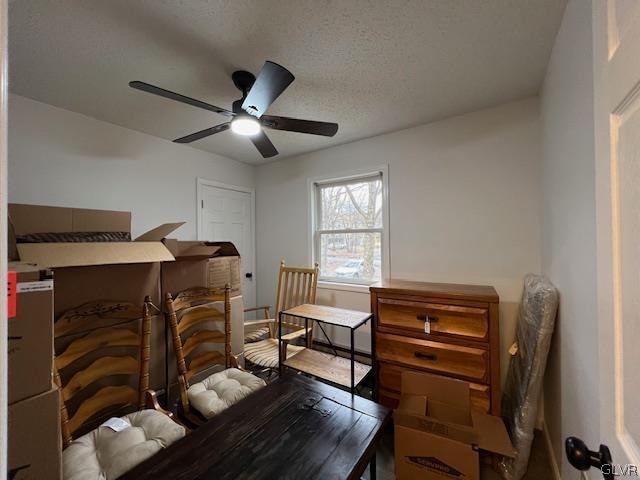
[56,328,139,370]
[274,261,319,333]
[66,385,139,436]
[165,285,231,414]
[54,297,153,447]
[62,356,138,400]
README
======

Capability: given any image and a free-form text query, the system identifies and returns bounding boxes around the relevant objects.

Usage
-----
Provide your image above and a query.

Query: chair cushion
[62,409,185,480]
[244,326,271,343]
[244,338,305,368]
[188,368,266,419]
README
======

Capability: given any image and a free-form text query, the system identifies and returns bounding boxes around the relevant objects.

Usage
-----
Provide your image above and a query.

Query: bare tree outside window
[315,174,383,284]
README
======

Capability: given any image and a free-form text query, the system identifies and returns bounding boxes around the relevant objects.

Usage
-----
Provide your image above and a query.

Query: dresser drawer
[378,362,490,413]
[378,297,489,341]
[376,332,489,382]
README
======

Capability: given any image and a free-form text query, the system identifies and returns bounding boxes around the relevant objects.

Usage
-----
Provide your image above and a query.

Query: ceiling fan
[129,61,338,158]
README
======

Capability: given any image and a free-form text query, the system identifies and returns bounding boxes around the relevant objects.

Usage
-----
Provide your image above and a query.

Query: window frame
[308,166,390,291]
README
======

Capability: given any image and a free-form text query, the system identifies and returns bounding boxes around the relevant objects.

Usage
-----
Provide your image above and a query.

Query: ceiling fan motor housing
[232,70,256,96]
[232,70,256,114]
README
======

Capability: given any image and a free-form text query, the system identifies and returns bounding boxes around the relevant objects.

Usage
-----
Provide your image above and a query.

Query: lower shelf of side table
[283,348,372,389]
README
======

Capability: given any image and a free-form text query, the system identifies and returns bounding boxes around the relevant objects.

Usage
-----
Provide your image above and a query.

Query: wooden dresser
[370,280,501,416]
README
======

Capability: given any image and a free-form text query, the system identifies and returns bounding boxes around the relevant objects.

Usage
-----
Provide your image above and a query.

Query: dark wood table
[118,373,391,480]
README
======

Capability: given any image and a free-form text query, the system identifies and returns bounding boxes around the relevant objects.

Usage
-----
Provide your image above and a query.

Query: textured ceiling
[9,0,566,164]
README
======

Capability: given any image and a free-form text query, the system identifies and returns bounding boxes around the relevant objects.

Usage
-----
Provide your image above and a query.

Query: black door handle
[245,273,253,279]
[566,437,614,480]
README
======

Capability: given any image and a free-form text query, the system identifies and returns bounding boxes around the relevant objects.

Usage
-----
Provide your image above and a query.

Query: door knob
[565,437,613,480]
[245,272,253,279]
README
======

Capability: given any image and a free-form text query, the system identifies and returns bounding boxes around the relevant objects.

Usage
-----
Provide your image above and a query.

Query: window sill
[317,281,372,294]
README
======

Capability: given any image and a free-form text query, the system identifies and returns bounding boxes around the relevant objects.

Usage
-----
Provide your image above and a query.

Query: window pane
[319,232,381,284]
[319,177,383,230]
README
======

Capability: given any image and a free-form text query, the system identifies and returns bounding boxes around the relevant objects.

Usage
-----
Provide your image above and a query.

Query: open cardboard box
[160,239,241,295]
[394,371,514,480]
[8,203,178,268]
[8,204,244,394]
[8,204,180,391]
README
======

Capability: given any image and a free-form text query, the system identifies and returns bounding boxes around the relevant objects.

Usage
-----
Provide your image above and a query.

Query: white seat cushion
[188,368,266,419]
[62,409,185,480]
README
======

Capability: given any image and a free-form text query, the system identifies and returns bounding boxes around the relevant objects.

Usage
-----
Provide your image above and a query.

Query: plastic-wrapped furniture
[498,274,559,480]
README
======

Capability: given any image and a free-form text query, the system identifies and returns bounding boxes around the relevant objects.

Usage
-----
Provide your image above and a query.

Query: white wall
[540,0,598,477]
[255,98,542,382]
[8,94,254,238]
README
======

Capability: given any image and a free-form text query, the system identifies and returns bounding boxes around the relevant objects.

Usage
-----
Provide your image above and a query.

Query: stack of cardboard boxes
[7,203,244,479]
[7,263,60,479]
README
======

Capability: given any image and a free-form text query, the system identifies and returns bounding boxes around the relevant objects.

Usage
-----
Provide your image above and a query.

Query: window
[313,172,385,285]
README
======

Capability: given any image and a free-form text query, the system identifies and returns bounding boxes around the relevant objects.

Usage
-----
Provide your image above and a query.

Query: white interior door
[197,180,255,308]
[595,0,640,472]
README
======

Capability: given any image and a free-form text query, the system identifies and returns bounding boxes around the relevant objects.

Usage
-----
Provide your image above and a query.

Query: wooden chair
[165,285,265,427]
[244,261,319,370]
[54,297,185,480]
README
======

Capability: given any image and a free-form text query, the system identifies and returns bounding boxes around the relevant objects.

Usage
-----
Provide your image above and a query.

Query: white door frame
[0,0,8,477]
[196,178,257,305]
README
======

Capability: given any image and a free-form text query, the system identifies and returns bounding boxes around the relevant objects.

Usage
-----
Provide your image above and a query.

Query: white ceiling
[8,0,566,164]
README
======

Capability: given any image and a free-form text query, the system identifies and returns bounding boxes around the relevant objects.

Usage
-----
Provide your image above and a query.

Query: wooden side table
[278,304,373,394]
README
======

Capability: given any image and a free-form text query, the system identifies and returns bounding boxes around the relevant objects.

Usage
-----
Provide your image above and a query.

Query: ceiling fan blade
[261,115,338,137]
[241,61,294,118]
[173,123,230,143]
[250,130,278,158]
[130,81,234,117]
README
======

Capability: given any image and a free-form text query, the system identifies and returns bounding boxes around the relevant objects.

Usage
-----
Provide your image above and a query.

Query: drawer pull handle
[414,351,437,361]
[417,313,439,323]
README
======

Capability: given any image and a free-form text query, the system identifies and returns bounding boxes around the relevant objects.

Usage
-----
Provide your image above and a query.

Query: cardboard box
[8,387,62,480]
[208,256,241,295]
[161,239,241,296]
[8,203,131,235]
[162,239,221,258]
[8,204,243,397]
[9,204,178,392]
[8,262,54,405]
[394,371,514,480]
[9,204,176,268]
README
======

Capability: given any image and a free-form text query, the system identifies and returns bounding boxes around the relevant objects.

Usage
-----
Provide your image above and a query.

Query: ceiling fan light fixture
[230,116,261,136]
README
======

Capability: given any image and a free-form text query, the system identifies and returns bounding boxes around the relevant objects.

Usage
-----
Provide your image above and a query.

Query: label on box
[7,271,16,318]
[100,417,131,432]
[17,280,53,293]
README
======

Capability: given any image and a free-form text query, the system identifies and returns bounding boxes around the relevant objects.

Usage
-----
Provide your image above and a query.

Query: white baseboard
[543,420,562,480]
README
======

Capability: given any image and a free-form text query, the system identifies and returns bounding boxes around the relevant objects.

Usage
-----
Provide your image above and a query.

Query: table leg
[350,328,355,396]
[369,316,377,402]
[370,452,377,480]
